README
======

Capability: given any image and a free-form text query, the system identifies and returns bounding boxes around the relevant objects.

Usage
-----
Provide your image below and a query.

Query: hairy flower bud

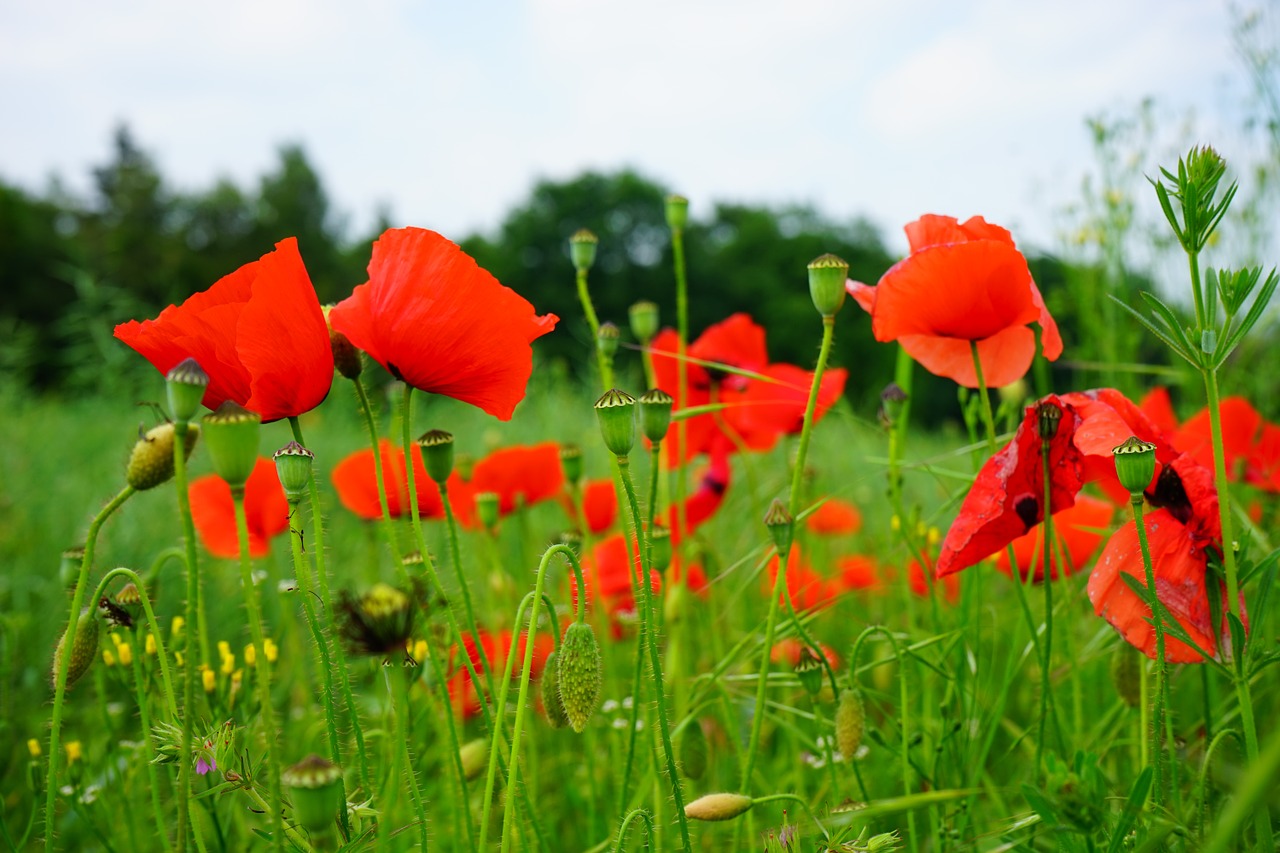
[764,499,794,557]
[53,608,99,689]
[557,622,603,733]
[459,739,488,781]
[685,792,753,822]
[835,688,866,758]
[541,651,570,729]
[127,422,199,491]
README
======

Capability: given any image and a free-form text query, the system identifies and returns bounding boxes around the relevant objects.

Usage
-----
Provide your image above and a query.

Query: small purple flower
[196,755,216,776]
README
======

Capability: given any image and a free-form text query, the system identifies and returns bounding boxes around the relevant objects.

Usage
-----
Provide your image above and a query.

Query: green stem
[673,224,690,590]
[130,630,173,853]
[612,809,654,853]
[45,485,134,853]
[1130,497,1167,804]
[851,626,917,853]
[387,666,430,851]
[172,417,203,853]
[439,479,493,698]
[350,379,405,570]
[575,266,614,390]
[786,316,835,518]
[1036,440,1056,779]
[231,490,285,852]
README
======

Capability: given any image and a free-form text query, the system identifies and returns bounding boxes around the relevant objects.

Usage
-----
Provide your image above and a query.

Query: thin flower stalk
[439,477,494,698]
[129,631,173,853]
[385,665,430,851]
[851,626,917,853]
[1129,496,1172,802]
[351,377,406,571]
[170,417,202,853]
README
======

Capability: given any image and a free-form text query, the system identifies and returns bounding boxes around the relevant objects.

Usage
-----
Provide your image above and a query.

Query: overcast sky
[0,0,1268,255]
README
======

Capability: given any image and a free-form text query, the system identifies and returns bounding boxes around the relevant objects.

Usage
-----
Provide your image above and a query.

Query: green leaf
[1020,784,1060,825]
[1227,612,1248,677]
[1138,291,1200,358]
[1217,268,1279,365]
[1110,297,1197,367]
[1106,767,1153,853]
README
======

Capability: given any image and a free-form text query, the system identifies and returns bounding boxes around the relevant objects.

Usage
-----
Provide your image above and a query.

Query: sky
[0,0,1269,255]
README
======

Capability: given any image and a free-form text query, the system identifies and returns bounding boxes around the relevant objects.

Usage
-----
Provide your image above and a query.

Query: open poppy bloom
[446,628,553,719]
[994,494,1115,582]
[569,534,661,637]
[115,238,334,423]
[836,554,883,593]
[330,440,445,521]
[847,215,1062,388]
[448,443,565,528]
[663,443,732,544]
[806,498,863,536]
[650,313,846,467]
[189,457,289,558]
[563,479,617,535]
[328,228,558,421]
[1246,422,1280,492]
[1172,397,1263,481]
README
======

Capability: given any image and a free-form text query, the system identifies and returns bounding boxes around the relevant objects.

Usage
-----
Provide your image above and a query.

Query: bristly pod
[126,422,199,491]
[835,688,866,758]
[679,719,708,780]
[557,622,602,733]
[53,608,99,689]
[541,651,570,729]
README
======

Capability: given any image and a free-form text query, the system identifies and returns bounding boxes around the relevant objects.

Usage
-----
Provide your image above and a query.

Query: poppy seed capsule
[559,445,583,484]
[638,388,674,443]
[459,739,488,781]
[281,754,343,837]
[127,421,199,491]
[1112,436,1157,495]
[835,688,866,758]
[569,228,599,272]
[475,492,500,531]
[165,357,209,423]
[417,430,455,483]
[201,401,261,489]
[60,546,85,589]
[665,194,689,231]
[628,300,659,345]
[273,441,314,501]
[807,253,850,317]
[595,389,637,457]
[764,499,794,557]
[557,622,603,733]
[879,382,909,430]
[1111,647,1142,708]
[1036,401,1062,441]
[53,608,99,689]
[685,792,753,822]
[540,651,570,729]
[322,304,363,380]
[597,322,620,358]
[648,524,672,573]
[679,720,709,780]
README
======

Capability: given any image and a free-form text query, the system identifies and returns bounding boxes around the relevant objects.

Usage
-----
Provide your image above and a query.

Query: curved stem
[576,266,614,390]
[87,568,178,719]
[612,808,654,853]
[480,592,537,848]
[673,224,690,590]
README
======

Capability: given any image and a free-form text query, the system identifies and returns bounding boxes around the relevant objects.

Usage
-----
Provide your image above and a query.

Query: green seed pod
[795,647,824,697]
[679,720,708,780]
[559,444,583,485]
[1037,400,1063,441]
[597,322,620,358]
[127,421,199,491]
[628,301,659,345]
[53,608,99,689]
[476,492,500,531]
[459,739,488,781]
[201,401,261,489]
[685,792,753,822]
[1112,436,1157,495]
[807,253,849,318]
[665,194,689,232]
[322,304,363,380]
[878,382,908,430]
[638,388,674,443]
[763,499,794,557]
[541,651,570,729]
[835,689,866,758]
[273,440,314,502]
[417,430,455,484]
[281,754,343,838]
[569,228,599,271]
[557,622,603,733]
[60,546,85,589]
[165,358,210,423]
[648,524,672,574]
[594,389,637,457]
[1111,647,1142,708]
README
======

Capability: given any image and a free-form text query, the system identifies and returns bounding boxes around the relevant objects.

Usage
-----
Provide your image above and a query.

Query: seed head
[201,401,261,488]
[559,444,583,485]
[417,429,455,483]
[594,389,637,457]
[628,300,659,344]
[273,440,314,501]
[638,388,674,443]
[569,228,599,271]
[282,754,343,835]
[597,322,620,358]
[764,499,794,556]
[807,253,849,317]
[665,194,689,231]
[165,358,210,423]
[1112,436,1157,495]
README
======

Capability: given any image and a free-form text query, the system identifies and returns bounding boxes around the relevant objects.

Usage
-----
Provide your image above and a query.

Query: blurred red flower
[1246,423,1280,492]
[764,546,839,611]
[908,553,960,603]
[447,628,552,719]
[994,494,1115,583]
[847,215,1062,388]
[570,534,661,637]
[449,443,565,528]
[663,444,732,544]
[836,554,883,593]
[563,479,618,535]
[328,228,557,421]
[189,457,289,558]
[115,238,333,423]
[806,498,863,536]
[330,439,445,521]
[770,638,841,670]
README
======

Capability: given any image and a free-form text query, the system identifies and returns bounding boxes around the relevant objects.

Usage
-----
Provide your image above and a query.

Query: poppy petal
[995,494,1114,582]
[899,324,1036,389]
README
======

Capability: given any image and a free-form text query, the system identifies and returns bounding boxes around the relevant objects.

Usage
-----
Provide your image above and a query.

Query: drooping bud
[795,647,825,697]
[595,389,637,457]
[557,622,603,733]
[665,195,689,231]
[127,422,199,491]
[540,651,571,729]
[273,441,314,502]
[417,430,455,484]
[648,524,673,574]
[1036,401,1062,441]
[201,402,261,489]
[1111,647,1141,708]
[165,358,209,423]
[475,492,501,531]
[459,739,488,781]
[764,499,794,557]
[878,383,908,430]
[629,301,659,345]
[52,608,99,689]
[807,253,849,317]
[1112,436,1157,495]
[559,445,583,485]
[597,322,620,358]
[638,388,674,443]
[835,689,866,758]
[685,792,753,822]
[679,720,708,780]
[322,305,363,380]
[569,228,599,272]
[281,754,343,838]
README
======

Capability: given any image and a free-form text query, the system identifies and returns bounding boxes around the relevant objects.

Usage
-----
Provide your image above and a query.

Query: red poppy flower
[328,228,558,421]
[1172,397,1263,481]
[668,557,710,596]
[847,215,1062,388]
[664,444,732,544]
[1246,422,1280,492]
[806,498,863,536]
[770,638,841,670]
[330,440,446,521]
[908,553,960,603]
[449,443,565,528]
[836,554,883,592]
[764,546,839,611]
[446,628,552,719]
[1137,387,1179,437]
[994,495,1115,582]
[569,534,661,637]
[189,457,289,558]
[115,238,334,423]
[564,479,617,535]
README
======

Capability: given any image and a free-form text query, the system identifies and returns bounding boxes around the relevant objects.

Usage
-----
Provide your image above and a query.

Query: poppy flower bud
[1036,401,1062,441]
[337,583,415,657]
[597,322,620,358]
[322,305,363,380]
[595,389,637,457]
[835,688,866,758]
[557,622,603,733]
[685,792,753,822]
[1112,436,1157,495]
[60,545,85,589]
[764,499,794,557]
[201,402,262,489]
[878,383,908,430]
[273,441,314,502]
[476,492,500,531]
[165,358,209,423]
[540,651,571,729]
[559,445,583,485]
[417,430,455,483]
[53,608,99,689]
[459,738,488,781]
[665,194,689,232]
[629,301,660,345]
[281,754,342,838]
[807,253,849,317]
[638,388,674,443]
[569,228,599,272]
[126,421,199,491]
[648,524,673,573]
[679,720,708,780]
[795,647,824,697]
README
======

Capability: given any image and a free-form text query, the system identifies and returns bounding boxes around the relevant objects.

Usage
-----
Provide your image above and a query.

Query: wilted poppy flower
[994,495,1115,582]
[447,629,553,719]
[330,440,445,521]
[836,554,883,592]
[189,457,289,558]
[570,534,661,637]
[806,498,863,536]
[847,215,1062,388]
[664,444,732,544]
[449,443,565,528]
[564,479,617,535]
[328,228,558,421]
[115,238,333,423]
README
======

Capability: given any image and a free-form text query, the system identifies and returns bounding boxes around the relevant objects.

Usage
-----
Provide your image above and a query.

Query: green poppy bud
[273,441,314,502]
[459,739,488,781]
[53,608,99,689]
[417,430,455,484]
[648,524,672,573]
[569,228,599,272]
[165,358,209,423]
[201,402,261,489]
[665,194,689,231]
[559,444,583,485]
[127,421,199,491]
[878,383,908,430]
[557,622,603,733]
[597,322,620,358]
[476,492,500,531]
[807,253,849,317]
[638,388,674,443]
[281,754,342,838]
[835,688,866,758]
[1112,436,1157,495]
[679,720,709,780]
[60,545,85,589]
[795,647,824,697]
[594,389,637,457]
[685,792,753,822]
[628,300,659,345]
[541,651,570,729]
[763,499,794,557]
[1036,401,1062,441]
[1111,647,1141,708]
